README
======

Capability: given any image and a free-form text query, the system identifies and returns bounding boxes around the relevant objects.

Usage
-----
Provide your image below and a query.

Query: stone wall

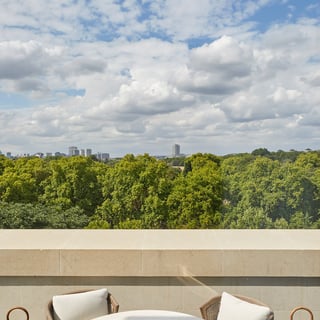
[0,230,319,320]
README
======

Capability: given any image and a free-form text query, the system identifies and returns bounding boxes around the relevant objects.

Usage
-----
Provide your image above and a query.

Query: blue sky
[0,0,319,157]
[249,0,316,30]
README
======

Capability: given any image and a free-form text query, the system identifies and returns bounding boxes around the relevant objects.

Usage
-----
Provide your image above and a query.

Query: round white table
[92,310,203,320]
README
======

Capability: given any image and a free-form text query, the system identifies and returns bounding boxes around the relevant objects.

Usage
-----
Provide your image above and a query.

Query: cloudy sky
[0,0,319,157]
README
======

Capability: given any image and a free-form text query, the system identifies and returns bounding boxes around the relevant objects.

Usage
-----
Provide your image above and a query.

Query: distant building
[86,149,92,157]
[54,152,66,157]
[68,146,79,156]
[34,152,44,158]
[172,144,180,157]
[96,152,110,161]
[68,146,110,159]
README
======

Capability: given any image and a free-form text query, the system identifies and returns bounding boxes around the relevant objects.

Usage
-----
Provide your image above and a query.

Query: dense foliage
[0,149,319,229]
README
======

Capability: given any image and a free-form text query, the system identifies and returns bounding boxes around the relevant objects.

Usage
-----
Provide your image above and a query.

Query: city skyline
[0,143,182,159]
[0,1,319,157]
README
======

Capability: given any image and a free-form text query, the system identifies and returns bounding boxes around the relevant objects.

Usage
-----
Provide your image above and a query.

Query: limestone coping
[0,230,319,277]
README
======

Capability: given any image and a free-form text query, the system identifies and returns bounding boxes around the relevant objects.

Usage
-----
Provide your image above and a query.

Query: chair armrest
[46,301,54,320]
[109,293,120,313]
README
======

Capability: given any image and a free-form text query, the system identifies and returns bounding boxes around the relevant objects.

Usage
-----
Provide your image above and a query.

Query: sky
[0,0,319,157]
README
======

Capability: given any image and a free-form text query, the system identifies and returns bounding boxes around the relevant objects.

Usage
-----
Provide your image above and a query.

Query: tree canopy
[0,150,320,229]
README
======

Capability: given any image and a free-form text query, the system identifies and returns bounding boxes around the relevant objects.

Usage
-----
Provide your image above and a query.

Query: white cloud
[190,36,252,74]
[0,41,49,80]
[174,36,253,96]
[0,0,319,156]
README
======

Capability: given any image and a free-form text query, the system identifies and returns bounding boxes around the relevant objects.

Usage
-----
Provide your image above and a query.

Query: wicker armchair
[47,289,119,320]
[200,294,274,320]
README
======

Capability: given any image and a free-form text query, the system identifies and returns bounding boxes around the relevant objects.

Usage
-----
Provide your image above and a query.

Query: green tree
[41,156,103,214]
[0,201,88,228]
[184,153,221,175]
[167,154,223,228]
[289,211,312,229]
[0,157,50,203]
[221,151,320,228]
[92,154,179,228]
[221,154,256,208]
[222,156,278,227]
[251,148,271,157]
[230,207,273,229]
[0,155,11,175]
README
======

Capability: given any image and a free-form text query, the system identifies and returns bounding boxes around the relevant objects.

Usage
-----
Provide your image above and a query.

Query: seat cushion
[53,288,109,320]
[217,292,272,320]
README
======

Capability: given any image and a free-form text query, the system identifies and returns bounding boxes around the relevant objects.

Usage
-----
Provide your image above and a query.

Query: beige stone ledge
[0,230,319,277]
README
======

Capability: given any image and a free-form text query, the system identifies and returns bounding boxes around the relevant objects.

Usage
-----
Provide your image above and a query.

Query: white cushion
[217,292,272,320]
[53,288,109,320]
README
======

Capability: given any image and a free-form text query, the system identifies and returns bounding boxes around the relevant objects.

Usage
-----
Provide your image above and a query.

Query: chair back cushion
[217,292,272,320]
[53,288,109,320]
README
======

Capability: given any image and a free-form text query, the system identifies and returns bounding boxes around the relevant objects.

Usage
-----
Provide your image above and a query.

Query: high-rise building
[68,146,79,156]
[172,144,180,157]
[96,152,110,161]
[86,149,92,157]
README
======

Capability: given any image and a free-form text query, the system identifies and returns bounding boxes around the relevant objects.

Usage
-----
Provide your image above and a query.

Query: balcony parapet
[1,229,319,277]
